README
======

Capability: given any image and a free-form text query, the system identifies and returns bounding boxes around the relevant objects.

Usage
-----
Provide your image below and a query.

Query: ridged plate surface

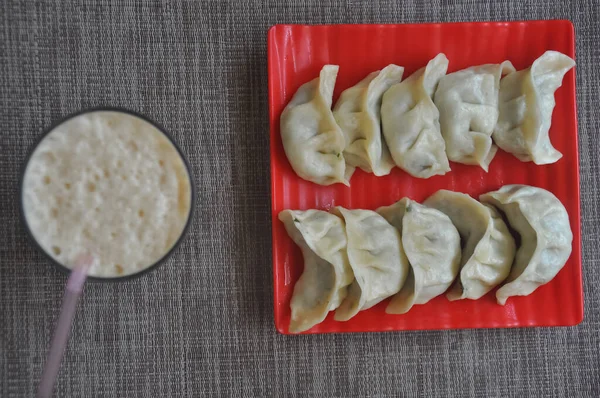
[268,21,581,334]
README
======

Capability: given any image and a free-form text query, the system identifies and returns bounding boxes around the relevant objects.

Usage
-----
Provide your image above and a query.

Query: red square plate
[268,21,582,334]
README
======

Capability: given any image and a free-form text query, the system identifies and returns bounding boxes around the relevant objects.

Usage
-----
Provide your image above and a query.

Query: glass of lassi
[20,108,194,280]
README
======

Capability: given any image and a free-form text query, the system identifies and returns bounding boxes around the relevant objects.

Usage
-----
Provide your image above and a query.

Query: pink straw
[37,254,93,398]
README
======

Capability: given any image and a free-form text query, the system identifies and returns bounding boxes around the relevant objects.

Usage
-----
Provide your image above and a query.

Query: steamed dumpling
[333,65,404,176]
[279,209,354,333]
[493,51,575,164]
[434,61,516,171]
[480,185,573,305]
[280,65,354,186]
[381,54,450,178]
[332,207,409,321]
[424,190,516,300]
[377,198,461,314]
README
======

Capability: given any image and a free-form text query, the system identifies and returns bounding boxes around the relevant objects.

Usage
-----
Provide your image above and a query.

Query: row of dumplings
[280,51,575,185]
[279,185,573,333]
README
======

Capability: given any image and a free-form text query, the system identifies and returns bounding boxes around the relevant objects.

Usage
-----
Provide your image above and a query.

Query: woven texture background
[1,0,599,396]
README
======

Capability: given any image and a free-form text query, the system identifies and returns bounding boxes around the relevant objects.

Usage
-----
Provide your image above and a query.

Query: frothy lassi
[21,110,192,278]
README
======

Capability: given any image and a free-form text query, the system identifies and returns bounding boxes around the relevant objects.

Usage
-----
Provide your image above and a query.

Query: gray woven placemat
[1,0,599,397]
